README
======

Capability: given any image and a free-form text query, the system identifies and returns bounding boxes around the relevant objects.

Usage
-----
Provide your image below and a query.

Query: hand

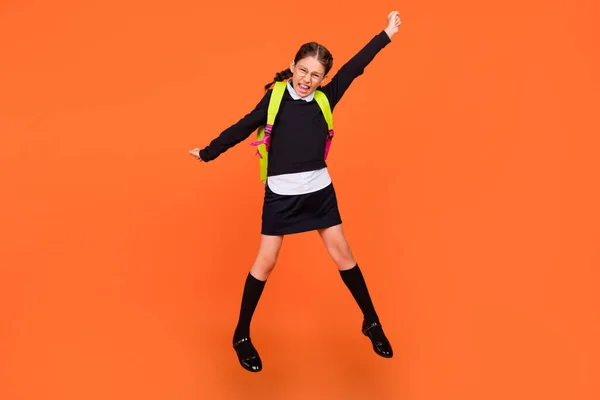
[384,10,401,39]
[189,147,203,160]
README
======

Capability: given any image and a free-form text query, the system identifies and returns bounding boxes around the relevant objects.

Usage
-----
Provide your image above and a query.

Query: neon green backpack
[250,81,334,184]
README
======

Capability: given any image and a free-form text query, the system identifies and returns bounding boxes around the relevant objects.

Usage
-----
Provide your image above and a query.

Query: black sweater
[199,30,391,176]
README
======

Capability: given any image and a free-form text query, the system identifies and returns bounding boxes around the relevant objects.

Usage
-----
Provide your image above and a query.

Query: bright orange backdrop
[1,1,599,399]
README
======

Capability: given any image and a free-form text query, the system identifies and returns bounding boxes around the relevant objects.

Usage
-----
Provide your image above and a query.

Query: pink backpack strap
[324,129,334,160]
[251,124,273,158]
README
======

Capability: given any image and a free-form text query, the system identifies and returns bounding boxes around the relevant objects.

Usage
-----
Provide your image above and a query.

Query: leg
[233,234,283,372]
[317,223,357,271]
[318,224,378,322]
[318,224,393,358]
[249,234,284,281]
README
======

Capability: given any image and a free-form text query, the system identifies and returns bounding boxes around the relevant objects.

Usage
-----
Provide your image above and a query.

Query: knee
[328,242,356,270]
[251,253,278,279]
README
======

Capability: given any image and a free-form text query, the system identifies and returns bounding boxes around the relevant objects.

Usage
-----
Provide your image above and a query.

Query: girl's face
[290,56,327,98]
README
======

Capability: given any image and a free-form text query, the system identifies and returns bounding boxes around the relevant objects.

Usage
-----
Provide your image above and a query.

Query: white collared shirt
[266,81,332,195]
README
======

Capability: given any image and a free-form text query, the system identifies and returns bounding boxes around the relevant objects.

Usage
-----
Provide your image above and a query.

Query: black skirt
[261,182,343,236]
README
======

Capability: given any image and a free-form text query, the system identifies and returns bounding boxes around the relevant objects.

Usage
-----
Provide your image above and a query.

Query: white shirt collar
[286,79,315,102]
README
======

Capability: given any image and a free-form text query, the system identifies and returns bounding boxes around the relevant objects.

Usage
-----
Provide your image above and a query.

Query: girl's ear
[289,61,295,73]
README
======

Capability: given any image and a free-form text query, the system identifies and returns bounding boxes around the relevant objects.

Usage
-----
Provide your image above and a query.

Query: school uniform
[199,30,392,235]
[199,29,397,373]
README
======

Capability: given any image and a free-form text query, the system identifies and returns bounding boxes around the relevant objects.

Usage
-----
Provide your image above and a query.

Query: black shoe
[233,337,262,372]
[362,320,393,358]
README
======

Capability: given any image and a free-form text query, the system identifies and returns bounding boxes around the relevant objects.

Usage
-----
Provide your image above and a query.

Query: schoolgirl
[189,10,402,373]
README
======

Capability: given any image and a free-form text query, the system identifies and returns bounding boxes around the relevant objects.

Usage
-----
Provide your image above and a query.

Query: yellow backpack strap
[251,81,287,183]
[267,81,287,128]
[313,90,335,160]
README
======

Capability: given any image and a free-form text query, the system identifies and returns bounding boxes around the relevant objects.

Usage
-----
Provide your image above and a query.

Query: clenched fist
[384,11,402,39]
[189,147,203,160]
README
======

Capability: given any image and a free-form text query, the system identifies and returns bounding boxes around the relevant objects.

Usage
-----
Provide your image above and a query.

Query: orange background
[1,0,599,399]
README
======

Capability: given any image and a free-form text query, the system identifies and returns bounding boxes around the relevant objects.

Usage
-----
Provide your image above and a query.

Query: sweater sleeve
[199,90,271,162]
[320,30,391,110]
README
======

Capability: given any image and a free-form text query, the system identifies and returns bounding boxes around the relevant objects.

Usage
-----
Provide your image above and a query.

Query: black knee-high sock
[340,264,379,325]
[233,272,266,340]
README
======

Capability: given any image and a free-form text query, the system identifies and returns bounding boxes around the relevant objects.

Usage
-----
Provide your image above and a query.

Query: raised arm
[190,90,272,162]
[320,11,401,110]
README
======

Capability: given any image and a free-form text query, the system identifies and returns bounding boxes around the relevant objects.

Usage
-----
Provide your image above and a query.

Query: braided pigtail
[264,68,293,91]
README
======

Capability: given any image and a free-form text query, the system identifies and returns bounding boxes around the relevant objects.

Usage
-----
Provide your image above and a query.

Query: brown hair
[264,42,334,91]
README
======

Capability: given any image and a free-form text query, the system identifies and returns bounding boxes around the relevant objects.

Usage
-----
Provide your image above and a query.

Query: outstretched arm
[321,11,402,110]
[189,90,272,162]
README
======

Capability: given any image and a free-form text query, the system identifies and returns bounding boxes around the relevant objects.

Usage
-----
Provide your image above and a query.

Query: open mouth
[297,83,310,94]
